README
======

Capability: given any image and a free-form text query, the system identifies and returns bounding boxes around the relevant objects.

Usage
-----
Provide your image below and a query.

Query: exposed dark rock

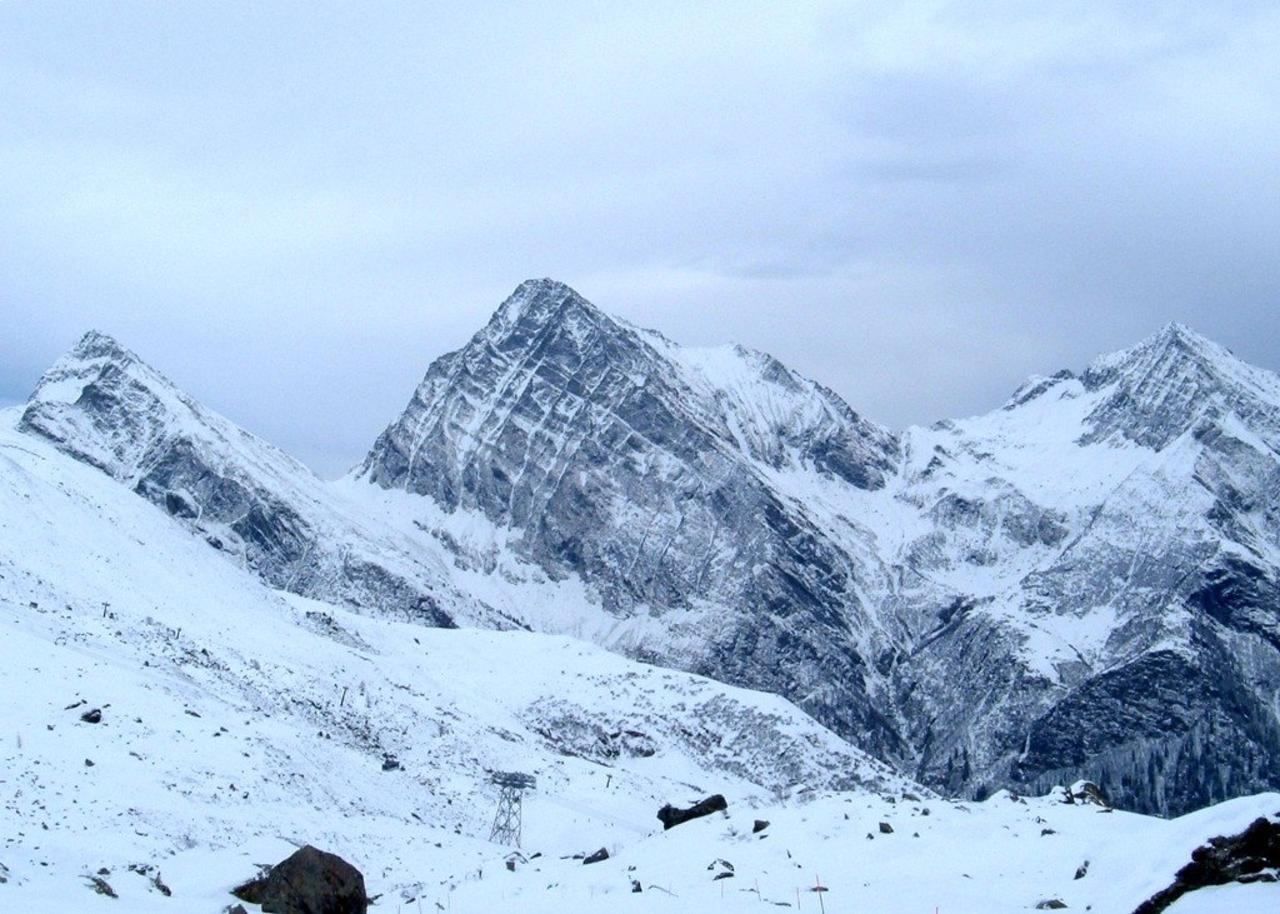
[582,848,609,865]
[1074,861,1089,880]
[658,794,728,830]
[708,859,735,880]
[1035,900,1067,910]
[233,845,367,914]
[86,875,117,897]
[1066,782,1109,808]
[753,819,770,834]
[879,822,894,834]
[232,871,269,904]
[1132,816,1280,914]
[80,708,102,724]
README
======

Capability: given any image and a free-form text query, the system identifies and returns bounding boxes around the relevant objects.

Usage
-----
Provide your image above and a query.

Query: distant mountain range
[17,278,1280,815]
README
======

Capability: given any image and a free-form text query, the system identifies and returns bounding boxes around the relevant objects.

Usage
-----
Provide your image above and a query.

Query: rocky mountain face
[359,279,906,757]
[886,323,1280,814]
[18,283,1280,816]
[358,283,1280,815]
[17,331,506,630]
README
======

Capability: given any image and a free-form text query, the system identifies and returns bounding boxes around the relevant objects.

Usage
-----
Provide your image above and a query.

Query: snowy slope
[0,408,910,910]
[3,406,1277,913]
[439,788,1280,914]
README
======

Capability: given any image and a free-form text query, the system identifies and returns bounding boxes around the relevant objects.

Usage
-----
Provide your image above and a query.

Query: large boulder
[1133,816,1280,914]
[657,794,728,830]
[233,845,367,914]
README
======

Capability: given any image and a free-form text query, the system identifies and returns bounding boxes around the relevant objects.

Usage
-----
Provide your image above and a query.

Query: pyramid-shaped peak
[27,329,187,417]
[1077,321,1280,450]
[1124,321,1221,360]
[1148,321,1218,352]
[1083,321,1234,387]
[487,278,606,333]
[70,329,137,363]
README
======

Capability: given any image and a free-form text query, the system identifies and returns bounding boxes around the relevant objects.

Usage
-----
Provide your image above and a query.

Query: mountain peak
[487,278,600,335]
[69,329,137,364]
[1079,322,1280,450]
[1144,321,1223,361]
[1083,322,1227,387]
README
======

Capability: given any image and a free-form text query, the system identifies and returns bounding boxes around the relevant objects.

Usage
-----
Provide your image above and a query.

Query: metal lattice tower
[488,771,536,847]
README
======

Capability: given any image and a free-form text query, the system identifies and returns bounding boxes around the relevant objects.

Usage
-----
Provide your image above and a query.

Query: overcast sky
[3,1,1277,476]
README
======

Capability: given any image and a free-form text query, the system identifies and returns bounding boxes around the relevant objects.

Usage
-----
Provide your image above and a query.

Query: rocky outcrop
[658,794,728,830]
[1133,816,1280,913]
[232,845,368,914]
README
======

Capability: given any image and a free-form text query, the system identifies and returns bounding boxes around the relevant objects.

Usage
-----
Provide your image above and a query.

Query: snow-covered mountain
[4,402,1278,914]
[355,281,1280,816]
[14,281,1280,819]
[0,409,911,908]
[16,331,512,631]
[884,322,1280,813]
[358,279,905,758]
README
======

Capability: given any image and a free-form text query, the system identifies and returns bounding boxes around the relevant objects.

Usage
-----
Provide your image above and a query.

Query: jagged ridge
[17,284,1280,816]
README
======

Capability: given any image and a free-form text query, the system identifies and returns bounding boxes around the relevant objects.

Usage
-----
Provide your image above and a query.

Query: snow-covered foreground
[445,790,1280,914]
[1,407,1277,913]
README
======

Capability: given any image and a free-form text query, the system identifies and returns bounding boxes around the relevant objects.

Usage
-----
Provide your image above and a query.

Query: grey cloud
[1,2,1277,475]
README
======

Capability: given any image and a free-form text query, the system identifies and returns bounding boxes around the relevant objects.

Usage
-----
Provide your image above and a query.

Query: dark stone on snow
[1074,861,1089,880]
[80,708,102,724]
[1068,782,1109,808]
[657,794,728,830]
[1132,816,1280,914]
[87,875,117,898]
[879,821,894,834]
[582,848,609,865]
[753,819,770,834]
[1035,900,1067,909]
[631,879,642,892]
[233,845,368,914]
[381,755,400,772]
